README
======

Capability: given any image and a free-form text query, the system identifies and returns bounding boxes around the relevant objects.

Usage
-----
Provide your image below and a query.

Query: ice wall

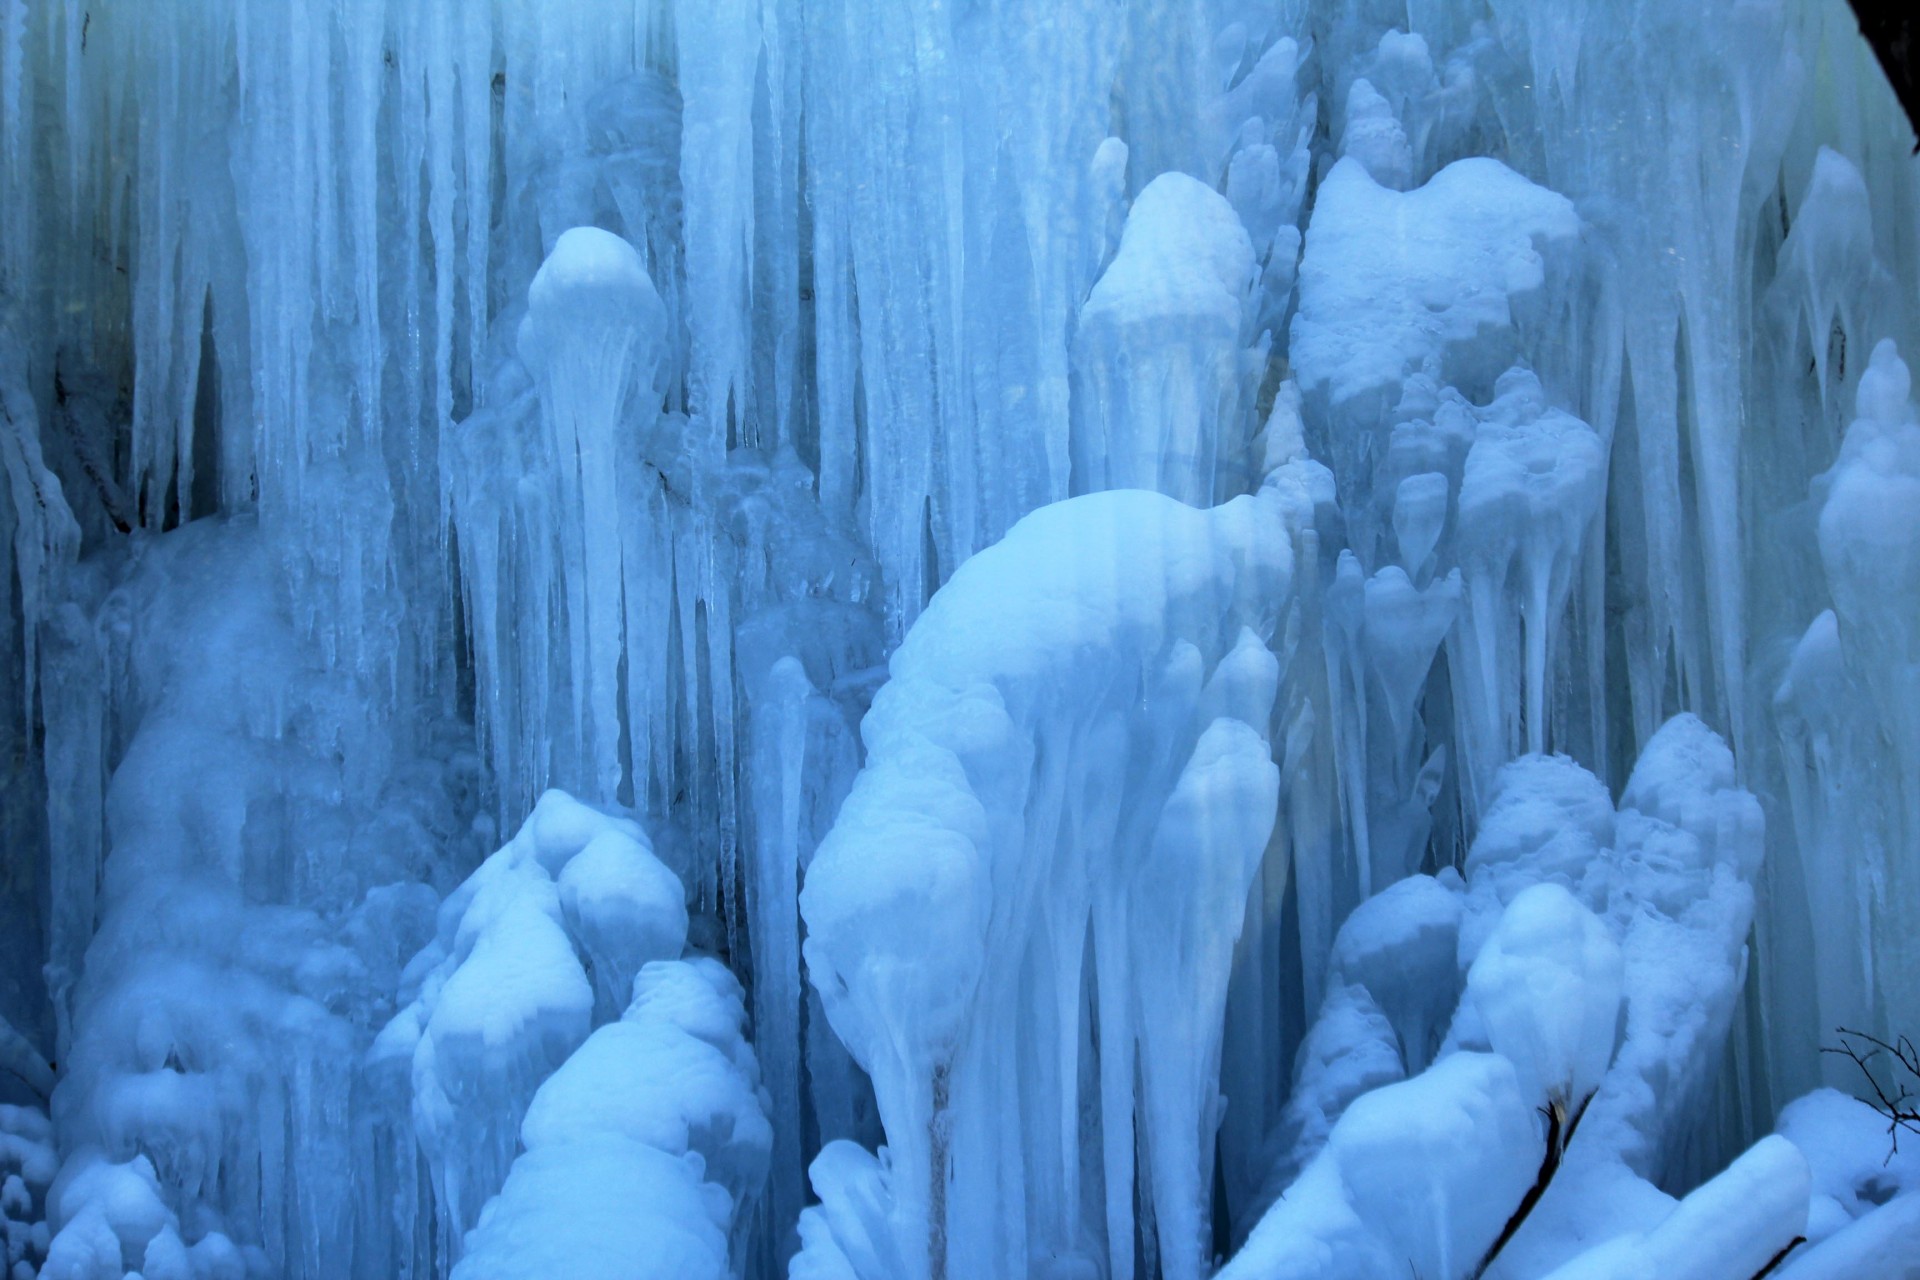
[0,0,1916,1277]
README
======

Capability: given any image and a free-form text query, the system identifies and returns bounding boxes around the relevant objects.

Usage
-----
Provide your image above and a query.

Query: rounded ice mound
[1326,874,1463,1074]
[458,956,770,1280]
[521,958,771,1211]
[522,788,650,877]
[1465,753,1614,899]
[382,790,687,1254]
[629,958,760,1078]
[1335,1052,1539,1280]
[558,829,689,1019]
[1080,173,1255,330]
[44,1149,174,1275]
[453,1140,730,1280]
[1615,713,1761,889]
[1465,882,1622,1112]
[517,226,666,380]
[1852,335,1912,426]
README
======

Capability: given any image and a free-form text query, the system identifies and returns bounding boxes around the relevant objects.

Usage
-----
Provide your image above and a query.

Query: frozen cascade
[0,0,1916,1278]
[797,476,1313,1280]
[31,519,466,1280]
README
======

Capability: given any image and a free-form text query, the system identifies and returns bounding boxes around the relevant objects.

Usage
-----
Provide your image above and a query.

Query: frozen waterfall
[1,0,1918,1278]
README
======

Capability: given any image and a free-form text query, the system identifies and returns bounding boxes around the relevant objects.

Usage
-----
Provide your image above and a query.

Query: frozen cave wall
[0,0,1918,1278]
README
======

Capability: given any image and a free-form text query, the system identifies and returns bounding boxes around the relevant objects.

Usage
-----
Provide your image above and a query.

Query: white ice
[0,2,1915,1279]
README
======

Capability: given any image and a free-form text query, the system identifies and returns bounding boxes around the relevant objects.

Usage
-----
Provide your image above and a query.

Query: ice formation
[0,0,1917,1279]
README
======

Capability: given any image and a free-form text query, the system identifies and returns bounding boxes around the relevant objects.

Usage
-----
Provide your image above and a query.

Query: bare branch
[1748,1235,1806,1280]
[1470,1090,1594,1280]
[1822,1027,1920,1162]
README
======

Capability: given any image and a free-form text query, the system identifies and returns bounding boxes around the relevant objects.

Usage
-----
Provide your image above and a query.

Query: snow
[454,958,770,1279]
[1777,1088,1920,1246]
[1291,156,1579,415]
[0,1,1917,1278]
[1534,1137,1809,1280]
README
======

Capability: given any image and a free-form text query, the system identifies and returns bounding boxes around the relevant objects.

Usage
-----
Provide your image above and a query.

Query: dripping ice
[0,2,1917,1279]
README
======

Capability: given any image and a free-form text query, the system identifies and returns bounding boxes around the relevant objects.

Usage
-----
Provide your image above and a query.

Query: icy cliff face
[1,0,1918,1278]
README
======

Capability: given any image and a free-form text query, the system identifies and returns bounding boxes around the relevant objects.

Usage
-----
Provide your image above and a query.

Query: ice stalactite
[1448,371,1607,810]
[797,466,1326,1280]
[1775,339,1920,1067]
[515,226,669,804]
[1,312,79,1077]
[1483,0,1813,758]
[1289,150,1601,936]
[740,648,875,1266]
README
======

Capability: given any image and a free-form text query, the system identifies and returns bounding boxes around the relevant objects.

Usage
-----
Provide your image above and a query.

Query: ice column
[1071,173,1261,505]
[1777,340,1920,1056]
[801,478,1312,1280]
[517,228,669,803]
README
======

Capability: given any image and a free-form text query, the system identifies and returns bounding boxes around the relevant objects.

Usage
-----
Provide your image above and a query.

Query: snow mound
[454,959,770,1280]
[377,790,684,1258]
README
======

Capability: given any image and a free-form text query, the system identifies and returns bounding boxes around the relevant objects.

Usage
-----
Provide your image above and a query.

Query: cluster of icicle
[0,0,1918,1278]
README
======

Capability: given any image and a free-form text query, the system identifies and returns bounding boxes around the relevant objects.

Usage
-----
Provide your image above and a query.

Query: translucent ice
[1,2,1918,1278]
[1071,172,1261,504]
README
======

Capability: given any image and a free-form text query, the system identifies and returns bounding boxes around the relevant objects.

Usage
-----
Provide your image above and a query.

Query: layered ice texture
[0,1,1918,1279]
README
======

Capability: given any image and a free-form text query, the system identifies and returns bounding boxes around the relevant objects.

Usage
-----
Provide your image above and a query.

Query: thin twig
[1822,1027,1920,1162]
[1748,1235,1805,1280]
[1470,1090,1593,1280]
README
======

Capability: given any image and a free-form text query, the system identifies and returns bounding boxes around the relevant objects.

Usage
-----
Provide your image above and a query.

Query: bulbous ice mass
[0,1,1916,1278]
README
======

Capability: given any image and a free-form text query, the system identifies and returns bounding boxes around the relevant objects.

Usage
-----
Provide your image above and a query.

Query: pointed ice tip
[1857,338,1913,426]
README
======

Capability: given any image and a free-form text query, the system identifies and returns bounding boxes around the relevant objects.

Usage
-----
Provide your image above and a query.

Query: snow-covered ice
[0,1,1917,1278]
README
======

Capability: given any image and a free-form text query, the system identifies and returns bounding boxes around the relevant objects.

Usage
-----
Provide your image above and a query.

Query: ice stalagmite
[1769,339,1920,1124]
[373,791,688,1264]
